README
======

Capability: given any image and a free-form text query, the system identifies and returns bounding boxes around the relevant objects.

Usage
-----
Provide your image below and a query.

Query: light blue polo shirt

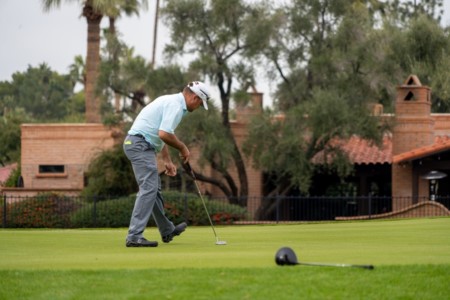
[128,93,188,152]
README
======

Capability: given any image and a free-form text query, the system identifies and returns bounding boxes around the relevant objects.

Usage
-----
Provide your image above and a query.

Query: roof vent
[404,75,422,86]
[404,91,415,101]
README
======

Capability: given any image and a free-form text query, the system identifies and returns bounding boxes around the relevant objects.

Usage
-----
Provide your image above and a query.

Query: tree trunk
[151,0,160,68]
[108,16,122,113]
[230,129,249,206]
[83,2,103,123]
[217,73,249,206]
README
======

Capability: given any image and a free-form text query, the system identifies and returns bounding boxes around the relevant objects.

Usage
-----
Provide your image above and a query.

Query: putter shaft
[187,162,226,245]
[193,179,219,238]
[299,261,374,270]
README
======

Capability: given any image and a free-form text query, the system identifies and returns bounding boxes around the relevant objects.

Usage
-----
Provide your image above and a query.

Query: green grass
[1,218,449,299]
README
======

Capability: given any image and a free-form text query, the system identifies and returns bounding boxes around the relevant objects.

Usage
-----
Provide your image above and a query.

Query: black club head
[275,247,298,266]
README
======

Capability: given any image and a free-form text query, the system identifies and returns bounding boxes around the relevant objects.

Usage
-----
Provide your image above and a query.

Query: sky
[0,0,165,80]
[1,0,450,107]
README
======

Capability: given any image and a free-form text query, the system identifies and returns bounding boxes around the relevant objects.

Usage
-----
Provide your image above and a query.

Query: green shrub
[3,192,82,228]
[3,164,21,187]
[161,191,248,225]
[70,191,248,228]
[1,191,248,228]
[70,196,135,228]
[82,144,137,197]
[162,191,200,225]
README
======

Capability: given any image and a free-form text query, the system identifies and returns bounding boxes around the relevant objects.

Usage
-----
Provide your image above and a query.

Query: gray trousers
[123,135,175,240]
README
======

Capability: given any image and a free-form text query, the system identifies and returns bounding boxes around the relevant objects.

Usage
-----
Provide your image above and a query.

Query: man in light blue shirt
[123,81,210,247]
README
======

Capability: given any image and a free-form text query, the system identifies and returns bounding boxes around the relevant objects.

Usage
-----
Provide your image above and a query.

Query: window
[39,165,65,174]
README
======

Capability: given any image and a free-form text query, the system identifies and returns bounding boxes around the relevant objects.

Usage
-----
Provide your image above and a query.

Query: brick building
[391,75,450,209]
[2,124,122,197]
[312,75,450,211]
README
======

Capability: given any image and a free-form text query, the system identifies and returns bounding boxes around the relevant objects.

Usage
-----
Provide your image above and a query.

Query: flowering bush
[3,192,81,228]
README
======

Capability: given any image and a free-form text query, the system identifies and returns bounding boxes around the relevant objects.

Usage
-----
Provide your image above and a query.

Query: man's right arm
[158,130,190,163]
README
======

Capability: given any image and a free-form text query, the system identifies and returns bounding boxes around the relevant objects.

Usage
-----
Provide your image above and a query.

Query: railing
[247,195,450,222]
[1,194,449,228]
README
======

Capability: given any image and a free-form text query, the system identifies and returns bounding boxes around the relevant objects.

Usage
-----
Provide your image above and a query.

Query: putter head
[275,247,298,266]
[215,237,227,245]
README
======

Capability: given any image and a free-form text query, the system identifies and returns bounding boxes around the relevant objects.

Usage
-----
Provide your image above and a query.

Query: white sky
[1,0,449,107]
[0,0,165,80]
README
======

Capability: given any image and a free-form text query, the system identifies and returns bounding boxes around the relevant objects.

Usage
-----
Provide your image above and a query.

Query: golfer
[123,81,211,247]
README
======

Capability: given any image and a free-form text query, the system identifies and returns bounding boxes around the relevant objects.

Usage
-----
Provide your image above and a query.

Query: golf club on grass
[185,162,227,246]
[275,247,374,270]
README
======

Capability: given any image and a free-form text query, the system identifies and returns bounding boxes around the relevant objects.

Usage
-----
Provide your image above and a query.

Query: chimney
[391,75,434,206]
[392,75,434,156]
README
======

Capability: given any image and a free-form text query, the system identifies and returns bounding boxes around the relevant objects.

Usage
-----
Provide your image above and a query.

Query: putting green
[0,218,449,270]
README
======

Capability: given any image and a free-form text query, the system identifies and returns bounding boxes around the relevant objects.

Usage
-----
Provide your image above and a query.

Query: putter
[275,247,374,270]
[185,162,227,246]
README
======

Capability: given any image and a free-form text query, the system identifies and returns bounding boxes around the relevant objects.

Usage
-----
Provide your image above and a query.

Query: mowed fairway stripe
[0,218,449,269]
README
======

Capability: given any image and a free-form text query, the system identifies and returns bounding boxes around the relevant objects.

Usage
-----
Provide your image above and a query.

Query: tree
[260,0,390,110]
[42,0,148,123]
[0,109,30,166]
[243,0,448,217]
[0,64,77,121]
[383,0,444,25]
[175,102,236,197]
[68,55,86,90]
[0,64,86,166]
[97,33,189,121]
[161,0,279,206]
[78,0,449,211]
[244,91,383,218]
[82,144,137,196]
[102,0,148,113]
[388,14,450,112]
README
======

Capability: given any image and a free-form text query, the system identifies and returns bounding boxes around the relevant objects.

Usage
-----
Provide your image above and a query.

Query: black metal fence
[267,196,394,221]
[1,194,449,228]
[221,195,450,222]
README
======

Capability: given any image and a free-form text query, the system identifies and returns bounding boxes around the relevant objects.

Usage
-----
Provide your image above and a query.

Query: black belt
[131,134,154,149]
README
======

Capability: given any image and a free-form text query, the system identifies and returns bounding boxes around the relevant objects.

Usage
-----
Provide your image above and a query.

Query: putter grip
[186,162,196,180]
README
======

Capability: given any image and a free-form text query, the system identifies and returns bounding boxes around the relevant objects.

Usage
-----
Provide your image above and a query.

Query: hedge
[71,191,248,227]
[1,191,248,228]
[1,193,82,228]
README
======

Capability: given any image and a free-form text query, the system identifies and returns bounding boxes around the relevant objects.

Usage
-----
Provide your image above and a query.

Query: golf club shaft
[298,261,374,270]
[192,177,219,240]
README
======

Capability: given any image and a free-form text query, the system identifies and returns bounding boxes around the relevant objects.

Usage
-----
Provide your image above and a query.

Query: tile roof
[342,135,392,165]
[313,135,392,165]
[392,136,450,163]
[315,135,450,165]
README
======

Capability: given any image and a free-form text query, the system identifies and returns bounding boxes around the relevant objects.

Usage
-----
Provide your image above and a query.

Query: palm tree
[42,0,148,123]
[102,1,148,113]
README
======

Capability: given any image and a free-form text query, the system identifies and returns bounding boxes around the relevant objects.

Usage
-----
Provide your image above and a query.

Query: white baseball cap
[188,81,210,110]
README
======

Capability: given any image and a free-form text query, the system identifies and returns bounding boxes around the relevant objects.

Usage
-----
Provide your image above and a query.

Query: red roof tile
[313,135,392,165]
[315,135,450,165]
[342,135,392,165]
[392,136,450,163]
